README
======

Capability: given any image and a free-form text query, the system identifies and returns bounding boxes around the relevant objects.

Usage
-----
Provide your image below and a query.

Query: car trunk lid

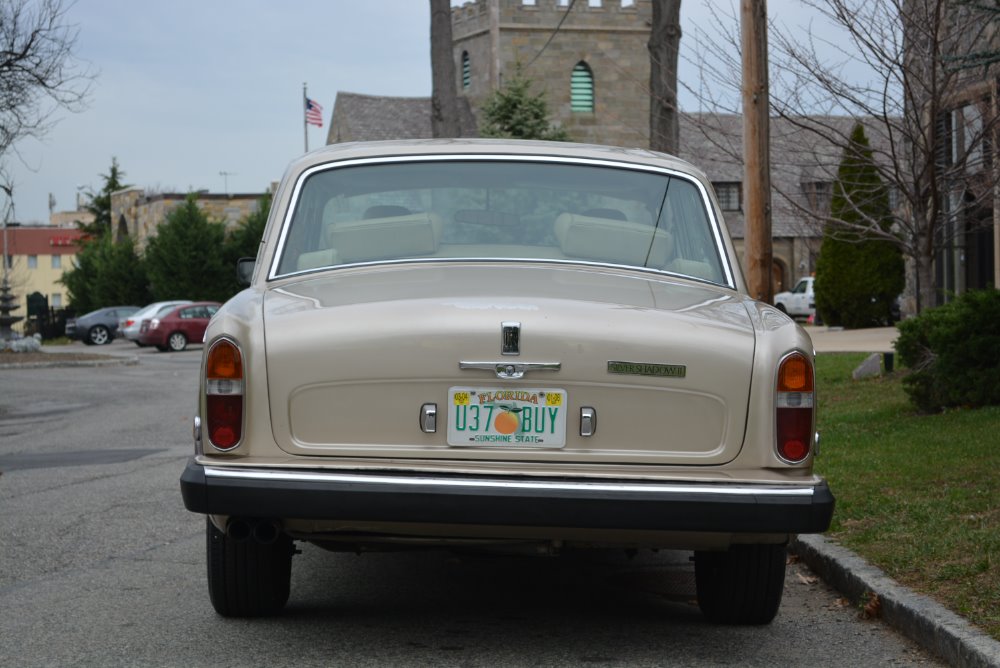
[263,264,756,466]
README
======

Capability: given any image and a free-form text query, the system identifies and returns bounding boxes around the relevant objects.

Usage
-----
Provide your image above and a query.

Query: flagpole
[303,82,309,153]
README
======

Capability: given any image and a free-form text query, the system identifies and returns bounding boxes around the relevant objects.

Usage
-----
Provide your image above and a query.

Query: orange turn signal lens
[207,339,243,380]
[778,352,813,392]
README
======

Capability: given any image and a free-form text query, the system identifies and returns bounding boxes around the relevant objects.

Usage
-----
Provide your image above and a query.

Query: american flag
[305,97,323,127]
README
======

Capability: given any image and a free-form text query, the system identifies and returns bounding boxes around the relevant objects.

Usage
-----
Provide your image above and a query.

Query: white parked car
[180,139,834,623]
[119,300,192,345]
[774,276,816,320]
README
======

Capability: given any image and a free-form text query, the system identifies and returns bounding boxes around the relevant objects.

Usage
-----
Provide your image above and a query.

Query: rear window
[274,159,728,285]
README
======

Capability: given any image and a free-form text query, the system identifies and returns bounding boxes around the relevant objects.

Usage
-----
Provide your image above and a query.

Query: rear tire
[695,543,786,625]
[167,331,188,352]
[206,518,293,617]
[88,325,111,345]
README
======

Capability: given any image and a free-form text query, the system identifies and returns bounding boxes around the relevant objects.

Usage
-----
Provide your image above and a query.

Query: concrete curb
[791,534,1000,667]
[0,356,139,369]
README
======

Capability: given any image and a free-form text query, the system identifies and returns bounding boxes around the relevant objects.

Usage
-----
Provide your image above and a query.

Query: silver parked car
[180,139,834,623]
[119,301,193,346]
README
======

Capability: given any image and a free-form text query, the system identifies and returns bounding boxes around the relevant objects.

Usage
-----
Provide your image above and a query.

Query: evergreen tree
[62,158,145,311]
[60,240,100,313]
[223,193,271,293]
[479,65,569,141]
[144,194,230,302]
[91,236,151,306]
[60,235,150,311]
[79,157,129,239]
[814,124,904,328]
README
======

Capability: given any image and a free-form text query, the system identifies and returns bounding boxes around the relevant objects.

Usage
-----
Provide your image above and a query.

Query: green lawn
[814,353,1000,640]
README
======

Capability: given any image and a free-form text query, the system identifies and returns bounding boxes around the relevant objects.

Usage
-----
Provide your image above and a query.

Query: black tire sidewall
[205,518,293,617]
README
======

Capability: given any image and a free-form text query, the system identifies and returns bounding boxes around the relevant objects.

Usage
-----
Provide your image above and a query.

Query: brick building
[1,225,84,316]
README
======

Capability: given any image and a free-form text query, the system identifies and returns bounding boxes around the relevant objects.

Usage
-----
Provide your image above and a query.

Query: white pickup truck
[774,276,816,319]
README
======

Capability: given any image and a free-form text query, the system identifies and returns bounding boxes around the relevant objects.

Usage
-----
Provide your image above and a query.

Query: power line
[526,0,578,69]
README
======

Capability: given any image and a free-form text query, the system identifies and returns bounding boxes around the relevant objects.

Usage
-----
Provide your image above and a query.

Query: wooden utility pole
[741,0,773,302]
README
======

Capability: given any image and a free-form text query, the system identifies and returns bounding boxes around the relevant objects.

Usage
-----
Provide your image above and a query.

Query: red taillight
[205,339,244,451]
[776,352,814,463]
[124,319,135,327]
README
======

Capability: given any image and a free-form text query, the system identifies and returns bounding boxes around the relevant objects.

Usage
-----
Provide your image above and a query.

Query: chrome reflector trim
[580,407,596,437]
[419,403,437,433]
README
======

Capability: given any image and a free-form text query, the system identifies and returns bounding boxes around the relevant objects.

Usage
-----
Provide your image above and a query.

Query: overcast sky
[6,1,842,224]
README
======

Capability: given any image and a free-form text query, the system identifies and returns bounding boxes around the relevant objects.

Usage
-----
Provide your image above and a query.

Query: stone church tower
[451,0,652,148]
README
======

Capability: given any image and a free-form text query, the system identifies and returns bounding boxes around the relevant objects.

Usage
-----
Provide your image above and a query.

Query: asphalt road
[0,340,942,667]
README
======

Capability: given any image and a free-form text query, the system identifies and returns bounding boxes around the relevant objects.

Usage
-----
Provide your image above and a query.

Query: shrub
[895,289,1000,412]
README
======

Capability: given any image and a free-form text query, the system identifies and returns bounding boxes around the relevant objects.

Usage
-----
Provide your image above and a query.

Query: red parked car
[138,301,221,352]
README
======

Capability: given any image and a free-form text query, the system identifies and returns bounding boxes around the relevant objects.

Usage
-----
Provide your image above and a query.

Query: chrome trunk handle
[459,361,561,380]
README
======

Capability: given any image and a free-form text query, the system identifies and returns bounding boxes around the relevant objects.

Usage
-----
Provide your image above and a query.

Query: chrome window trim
[267,154,736,289]
[202,466,817,497]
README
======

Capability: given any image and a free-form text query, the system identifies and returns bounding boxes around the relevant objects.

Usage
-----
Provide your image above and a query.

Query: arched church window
[116,214,129,241]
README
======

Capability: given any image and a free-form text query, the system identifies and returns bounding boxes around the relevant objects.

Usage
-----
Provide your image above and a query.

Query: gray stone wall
[110,188,263,251]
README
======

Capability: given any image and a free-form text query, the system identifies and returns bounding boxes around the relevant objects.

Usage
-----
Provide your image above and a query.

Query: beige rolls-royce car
[180,139,833,623]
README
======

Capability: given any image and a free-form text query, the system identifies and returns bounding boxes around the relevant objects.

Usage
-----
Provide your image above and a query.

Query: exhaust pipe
[252,520,282,545]
[226,518,282,544]
[227,518,252,542]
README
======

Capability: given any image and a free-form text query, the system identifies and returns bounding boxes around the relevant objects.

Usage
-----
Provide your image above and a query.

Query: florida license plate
[447,387,567,448]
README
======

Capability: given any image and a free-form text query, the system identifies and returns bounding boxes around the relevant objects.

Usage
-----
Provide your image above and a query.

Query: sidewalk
[802,325,898,353]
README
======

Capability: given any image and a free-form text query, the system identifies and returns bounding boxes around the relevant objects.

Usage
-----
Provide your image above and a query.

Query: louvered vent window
[571,62,594,113]
[462,52,471,89]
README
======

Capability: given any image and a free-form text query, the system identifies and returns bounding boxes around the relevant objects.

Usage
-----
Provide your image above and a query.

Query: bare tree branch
[685,0,1000,311]
[0,0,94,158]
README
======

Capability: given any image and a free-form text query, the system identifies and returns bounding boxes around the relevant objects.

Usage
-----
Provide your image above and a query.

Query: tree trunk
[430,0,461,138]
[915,236,937,313]
[648,0,682,154]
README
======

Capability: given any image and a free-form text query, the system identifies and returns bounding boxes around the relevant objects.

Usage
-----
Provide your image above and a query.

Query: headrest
[363,205,411,219]
[554,212,673,267]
